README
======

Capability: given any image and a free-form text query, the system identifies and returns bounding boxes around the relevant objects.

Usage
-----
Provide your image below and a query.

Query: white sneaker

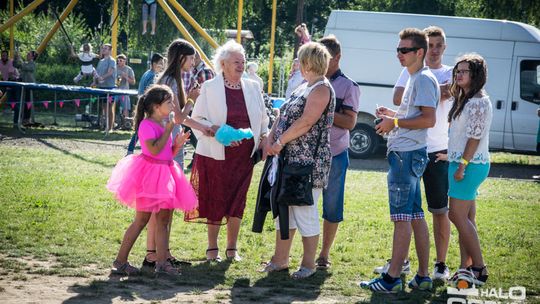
[373,259,411,275]
[432,262,450,281]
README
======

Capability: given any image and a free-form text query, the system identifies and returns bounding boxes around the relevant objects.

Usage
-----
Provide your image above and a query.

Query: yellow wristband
[393,118,399,128]
[460,158,469,166]
[186,98,195,106]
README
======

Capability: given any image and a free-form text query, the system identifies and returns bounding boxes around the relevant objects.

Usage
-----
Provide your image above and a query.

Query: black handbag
[276,99,329,206]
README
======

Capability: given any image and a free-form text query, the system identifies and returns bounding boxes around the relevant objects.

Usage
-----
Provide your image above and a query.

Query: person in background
[446,54,492,287]
[315,35,361,270]
[245,62,264,91]
[185,51,216,169]
[285,58,304,99]
[295,23,311,46]
[116,54,136,121]
[1,50,22,128]
[95,44,117,131]
[142,0,157,35]
[14,50,37,126]
[193,51,215,85]
[127,53,165,156]
[70,43,98,84]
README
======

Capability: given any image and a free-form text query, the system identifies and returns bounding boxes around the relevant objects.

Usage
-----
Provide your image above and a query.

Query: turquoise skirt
[448,161,490,201]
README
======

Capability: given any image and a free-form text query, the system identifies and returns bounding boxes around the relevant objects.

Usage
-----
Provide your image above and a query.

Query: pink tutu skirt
[107,154,198,213]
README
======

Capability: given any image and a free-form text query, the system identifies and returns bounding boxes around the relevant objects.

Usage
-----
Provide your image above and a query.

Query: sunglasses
[397,47,420,54]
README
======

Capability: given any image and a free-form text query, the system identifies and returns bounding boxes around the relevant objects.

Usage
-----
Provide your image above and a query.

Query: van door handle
[496,100,503,109]
[511,101,518,111]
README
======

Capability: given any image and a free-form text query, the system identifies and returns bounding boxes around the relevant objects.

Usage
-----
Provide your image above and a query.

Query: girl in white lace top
[447,54,491,287]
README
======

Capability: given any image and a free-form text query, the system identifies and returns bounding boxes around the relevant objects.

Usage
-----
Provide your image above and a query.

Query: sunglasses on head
[397,47,420,54]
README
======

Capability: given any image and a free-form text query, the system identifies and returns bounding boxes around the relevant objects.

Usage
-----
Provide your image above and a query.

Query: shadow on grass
[0,123,132,142]
[230,269,331,303]
[63,260,232,303]
[34,138,115,168]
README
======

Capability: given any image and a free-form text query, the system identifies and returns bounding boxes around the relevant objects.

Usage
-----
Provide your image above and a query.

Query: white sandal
[291,266,316,279]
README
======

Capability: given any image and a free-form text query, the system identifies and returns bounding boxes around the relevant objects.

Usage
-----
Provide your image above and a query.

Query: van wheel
[349,124,380,159]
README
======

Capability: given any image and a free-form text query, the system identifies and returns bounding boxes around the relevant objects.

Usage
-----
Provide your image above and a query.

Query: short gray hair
[212,40,245,74]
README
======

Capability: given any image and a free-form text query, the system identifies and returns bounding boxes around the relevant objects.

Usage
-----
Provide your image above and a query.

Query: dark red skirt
[185,138,255,225]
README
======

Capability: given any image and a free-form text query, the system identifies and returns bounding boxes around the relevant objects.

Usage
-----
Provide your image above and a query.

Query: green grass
[0,127,539,303]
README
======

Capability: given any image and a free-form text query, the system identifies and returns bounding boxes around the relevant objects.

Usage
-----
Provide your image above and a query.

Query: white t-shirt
[395,65,453,153]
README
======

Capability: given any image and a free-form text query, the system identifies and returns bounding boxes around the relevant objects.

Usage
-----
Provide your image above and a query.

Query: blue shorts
[387,148,428,222]
[172,125,184,168]
[322,150,349,223]
[448,161,490,201]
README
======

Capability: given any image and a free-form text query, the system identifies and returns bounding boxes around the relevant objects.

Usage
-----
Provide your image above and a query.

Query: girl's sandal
[155,261,181,276]
[167,248,192,267]
[111,260,140,276]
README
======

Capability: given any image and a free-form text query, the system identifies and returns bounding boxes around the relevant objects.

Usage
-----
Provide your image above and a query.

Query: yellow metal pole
[111,0,118,58]
[156,0,214,69]
[267,0,277,94]
[0,0,45,33]
[36,0,79,55]
[167,0,218,49]
[9,0,14,59]
[236,0,243,43]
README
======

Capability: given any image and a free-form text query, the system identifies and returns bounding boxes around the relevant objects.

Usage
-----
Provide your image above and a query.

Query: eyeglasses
[397,47,420,54]
[456,69,471,75]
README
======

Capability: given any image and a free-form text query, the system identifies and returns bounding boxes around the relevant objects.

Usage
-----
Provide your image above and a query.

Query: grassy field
[0,126,539,303]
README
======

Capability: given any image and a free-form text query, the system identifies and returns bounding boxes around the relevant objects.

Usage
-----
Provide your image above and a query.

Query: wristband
[186,98,195,106]
[393,118,399,128]
[460,158,469,166]
[275,138,284,147]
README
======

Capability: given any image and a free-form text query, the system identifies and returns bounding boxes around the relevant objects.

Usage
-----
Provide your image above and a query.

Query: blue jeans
[387,148,428,222]
[322,150,349,223]
[126,132,138,155]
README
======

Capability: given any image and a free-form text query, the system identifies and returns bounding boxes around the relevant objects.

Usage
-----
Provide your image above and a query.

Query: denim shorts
[322,150,349,223]
[387,148,428,222]
[115,95,131,111]
[448,161,490,201]
[422,150,449,214]
[172,125,184,168]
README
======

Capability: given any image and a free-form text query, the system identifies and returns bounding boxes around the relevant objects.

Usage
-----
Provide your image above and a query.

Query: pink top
[138,119,173,161]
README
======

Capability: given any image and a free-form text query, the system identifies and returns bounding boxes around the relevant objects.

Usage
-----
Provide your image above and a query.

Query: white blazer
[191,74,269,160]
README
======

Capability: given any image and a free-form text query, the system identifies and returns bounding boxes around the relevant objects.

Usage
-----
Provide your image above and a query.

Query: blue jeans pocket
[389,183,411,212]
[411,151,428,178]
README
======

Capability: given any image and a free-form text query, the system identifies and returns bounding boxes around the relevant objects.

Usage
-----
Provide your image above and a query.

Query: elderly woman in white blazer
[185,40,269,262]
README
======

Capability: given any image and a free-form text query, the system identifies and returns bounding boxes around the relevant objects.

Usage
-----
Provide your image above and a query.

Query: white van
[324,10,540,158]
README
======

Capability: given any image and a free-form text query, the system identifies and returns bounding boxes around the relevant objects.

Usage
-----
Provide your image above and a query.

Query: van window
[520,60,540,104]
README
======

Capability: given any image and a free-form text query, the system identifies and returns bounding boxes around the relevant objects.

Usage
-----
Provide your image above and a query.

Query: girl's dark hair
[448,53,488,122]
[133,84,174,131]
[158,39,195,108]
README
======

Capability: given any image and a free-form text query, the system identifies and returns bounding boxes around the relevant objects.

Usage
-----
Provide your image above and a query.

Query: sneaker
[360,274,403,293]
[408,274,433,291]
[373,259,411,275]
[432,262,450,281]
[111,260,140,276]
[449,268,476,289]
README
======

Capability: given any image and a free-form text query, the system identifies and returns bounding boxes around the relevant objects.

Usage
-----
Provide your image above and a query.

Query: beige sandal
[291,266,316,279]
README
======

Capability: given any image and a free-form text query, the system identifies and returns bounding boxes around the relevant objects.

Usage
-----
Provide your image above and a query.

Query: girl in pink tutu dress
[107,85,197,276]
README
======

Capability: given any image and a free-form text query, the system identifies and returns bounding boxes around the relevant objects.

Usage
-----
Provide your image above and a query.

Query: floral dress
[273,80,335,189]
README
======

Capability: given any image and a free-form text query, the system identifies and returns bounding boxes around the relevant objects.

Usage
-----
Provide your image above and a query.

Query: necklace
[224,77,242,89]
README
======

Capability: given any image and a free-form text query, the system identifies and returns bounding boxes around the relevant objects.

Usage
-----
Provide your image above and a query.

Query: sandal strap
[206,248,219,253]
[146,249,156,253]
